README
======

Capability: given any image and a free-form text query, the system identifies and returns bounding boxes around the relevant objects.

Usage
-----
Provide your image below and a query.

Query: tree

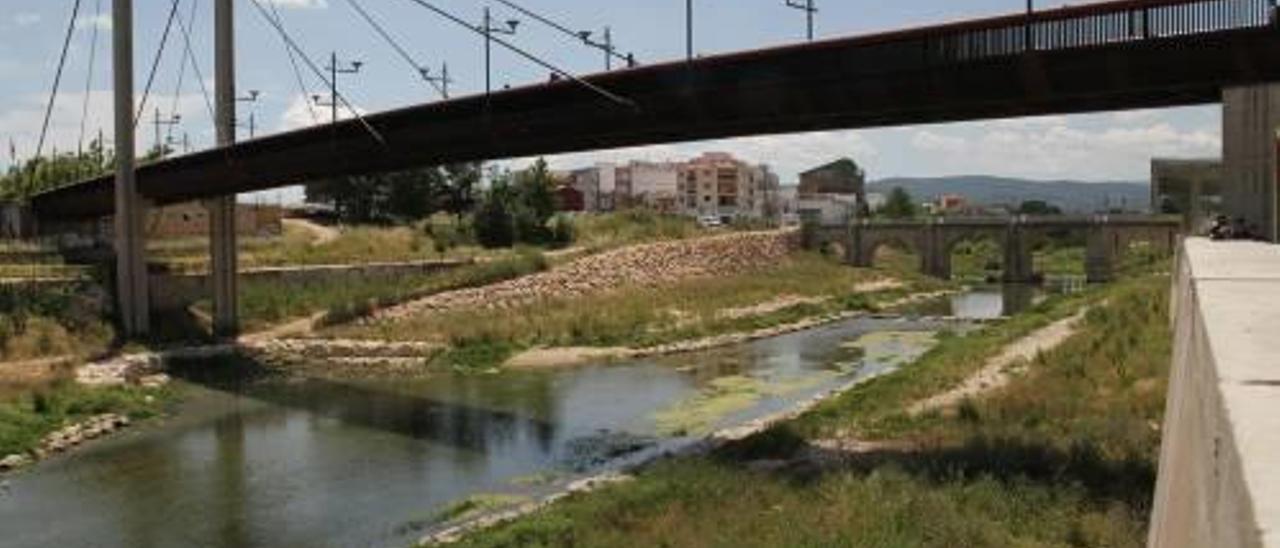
[305,166,452,224]
[879,187,918,219]
[441,162,481,220]
[1016,199,1063,216]
[470,158,560,248]
[0,137,114,200]
[473,177,515,248]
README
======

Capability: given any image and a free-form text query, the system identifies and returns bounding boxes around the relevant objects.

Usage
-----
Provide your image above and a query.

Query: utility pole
[236,89,260,138]
[604,27,613,70]
[479,7,519,98]
[686,0,693,61]
[1026,0,1035,51]
[317,53,361,124]
[113,0,149,336]
[209,0,238,336]
[152,108,180,157]
[421,62,453,100]
[784,0,817,41]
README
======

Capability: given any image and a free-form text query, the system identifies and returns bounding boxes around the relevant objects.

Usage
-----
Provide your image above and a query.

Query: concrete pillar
[1002,227,1035,283]
[1188,176,1205,234]
[1222,85,1280,242]
[920,223,949,279]
[850,222,871,267]
[113,0,149,336]
[1086,224,1117,283]
[209,0,238,336]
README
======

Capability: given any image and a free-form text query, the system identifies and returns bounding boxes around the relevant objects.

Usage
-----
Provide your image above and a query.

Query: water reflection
[0,317,950,548]
[910,278,1086,319]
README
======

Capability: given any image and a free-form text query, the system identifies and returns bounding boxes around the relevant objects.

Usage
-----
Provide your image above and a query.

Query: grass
[568,210,701,252]
[443,272,1172,548]
[206,250,550,332]
[0,381,172,456]
[0,283,115,362]
[331,253,941,355]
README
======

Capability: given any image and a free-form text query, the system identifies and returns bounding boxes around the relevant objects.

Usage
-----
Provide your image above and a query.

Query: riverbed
[0,287,1052,548]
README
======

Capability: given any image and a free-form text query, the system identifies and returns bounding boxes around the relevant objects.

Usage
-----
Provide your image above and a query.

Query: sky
[0,0,1222,203]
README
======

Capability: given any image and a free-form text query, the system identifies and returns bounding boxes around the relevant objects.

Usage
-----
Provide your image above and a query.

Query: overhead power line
[490,0,637,66]
[342,0,448,99]
[166,0,199,146]
[246,0,386,145]
[78,0,104,156]
[265,0,320,124]
[398,0,635,109]
[36,0,84,160]
[135,0,182,127]
[172,0,217,124]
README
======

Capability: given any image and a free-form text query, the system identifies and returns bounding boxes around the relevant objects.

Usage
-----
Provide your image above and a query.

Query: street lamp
[578,27,636,70]
[235,89,260,138]
[784,0,817,42]
[419,62,453,100]
[316,54,363,124]
[686,0,693,61]
[151,108,181,156]
[478,7,519,97]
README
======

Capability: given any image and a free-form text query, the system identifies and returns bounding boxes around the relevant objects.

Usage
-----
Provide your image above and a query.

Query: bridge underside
[31,21,1280,220]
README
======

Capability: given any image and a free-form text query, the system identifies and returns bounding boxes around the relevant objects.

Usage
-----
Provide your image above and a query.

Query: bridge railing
[890,0,1277,65]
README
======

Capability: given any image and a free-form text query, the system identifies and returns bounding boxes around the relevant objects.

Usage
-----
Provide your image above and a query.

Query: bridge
[806,215,1183,282]
[29,0,1280,219]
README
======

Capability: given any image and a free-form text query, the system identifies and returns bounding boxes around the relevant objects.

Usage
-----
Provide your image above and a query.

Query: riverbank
[429,273,1170,547]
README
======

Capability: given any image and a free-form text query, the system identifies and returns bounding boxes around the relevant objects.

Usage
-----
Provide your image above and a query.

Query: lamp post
[317,53,362,124]
[577,27,632,70]
[686,0,693,60]
[420,62,453,99]
[235,89,260,138]
[478,7,519,98]
[784,0,817,41]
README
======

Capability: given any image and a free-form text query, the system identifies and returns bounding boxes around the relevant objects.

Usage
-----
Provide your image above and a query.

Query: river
[0,287,1062,548]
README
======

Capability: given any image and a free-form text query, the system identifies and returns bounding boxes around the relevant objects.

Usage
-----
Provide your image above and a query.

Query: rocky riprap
[1,413,132,473]
[374,230,799,322]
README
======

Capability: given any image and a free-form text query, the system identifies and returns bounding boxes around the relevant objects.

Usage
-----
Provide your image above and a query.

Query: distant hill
[868,176,1150,213]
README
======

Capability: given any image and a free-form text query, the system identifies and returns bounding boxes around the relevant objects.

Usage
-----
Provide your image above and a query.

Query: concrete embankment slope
[1149,239,1280,548]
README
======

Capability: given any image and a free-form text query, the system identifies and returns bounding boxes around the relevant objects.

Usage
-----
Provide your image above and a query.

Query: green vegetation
[878,186,919,219]
[0,381,171,456]
[0,284,114,361]
[436,494,533,524]
[447,274,1171,548]
[472,159,564,249]
[214,250,550,332]
[331,253,935,357]
[568,210,700,251]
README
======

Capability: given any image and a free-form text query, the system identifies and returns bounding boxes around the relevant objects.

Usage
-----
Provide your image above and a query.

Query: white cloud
[266,0,329,9]
[906,116,1219,180]
[75,14,111,32]
[13,13,41,27]
[278,94,364,131]
[0,90,213,165]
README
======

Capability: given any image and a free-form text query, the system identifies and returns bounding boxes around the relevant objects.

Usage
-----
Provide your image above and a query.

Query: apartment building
[678,152,779,220]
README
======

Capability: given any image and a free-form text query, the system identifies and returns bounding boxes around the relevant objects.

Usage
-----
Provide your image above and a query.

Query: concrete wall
[1222,85,1280,242]
[149,259,470,311]
[1149,239,1280,547]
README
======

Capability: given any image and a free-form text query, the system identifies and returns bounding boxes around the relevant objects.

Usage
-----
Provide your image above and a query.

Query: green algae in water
[841,331,938,367]
[654,375,765,436]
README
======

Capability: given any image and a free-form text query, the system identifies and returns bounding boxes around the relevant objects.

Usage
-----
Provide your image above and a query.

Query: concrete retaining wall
[149,259,471,311]
[1148,238,1280,547]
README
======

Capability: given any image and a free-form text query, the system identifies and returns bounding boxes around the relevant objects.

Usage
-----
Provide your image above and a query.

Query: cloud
[13,13,41,27]
[0,90,213,165]
[906,115,1219,180]
[266,0,329,9]
[278,94,364,131]
[76,14,111,32]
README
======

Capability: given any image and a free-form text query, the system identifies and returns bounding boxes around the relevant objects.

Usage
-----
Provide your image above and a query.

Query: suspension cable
[78,0,103,157]
[343,0,447,98]
[166,0,198,146]
[36,0,84,160]
[490,0,636,65]
[266,0,319,125]
[398,0,635,109]
[135,0,181,127]
[246,0,386,144]
[172,0,217,124]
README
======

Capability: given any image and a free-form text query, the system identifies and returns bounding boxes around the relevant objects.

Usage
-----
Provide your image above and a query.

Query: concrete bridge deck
[1150,239,1280,547]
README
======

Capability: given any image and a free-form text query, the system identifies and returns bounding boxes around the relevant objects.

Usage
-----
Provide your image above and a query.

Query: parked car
[697,215,723,228]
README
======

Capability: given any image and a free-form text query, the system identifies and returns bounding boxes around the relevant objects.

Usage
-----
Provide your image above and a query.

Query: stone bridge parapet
[805,215,1182,282]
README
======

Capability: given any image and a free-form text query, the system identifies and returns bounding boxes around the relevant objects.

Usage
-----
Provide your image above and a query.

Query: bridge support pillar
[1002,225,1035,283]
[849,222,870,267]
[1086,224,1117,283]
[210,0,238,337]
[112,0,149,337]
[920,223,950,279]
[1223,85,1280,242]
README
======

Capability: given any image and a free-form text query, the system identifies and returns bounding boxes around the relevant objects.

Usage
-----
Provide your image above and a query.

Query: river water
[0,287,1056,548]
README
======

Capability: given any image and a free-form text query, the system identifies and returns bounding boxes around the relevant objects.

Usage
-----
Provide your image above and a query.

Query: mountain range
[867,175,1151,213]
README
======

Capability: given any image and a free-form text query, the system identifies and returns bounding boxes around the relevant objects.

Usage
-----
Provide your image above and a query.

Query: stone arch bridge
[806,215,1183,282]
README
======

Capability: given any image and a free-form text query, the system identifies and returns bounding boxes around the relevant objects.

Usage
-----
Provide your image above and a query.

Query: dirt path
[907,306,1091,416]
[283,218,340,245]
